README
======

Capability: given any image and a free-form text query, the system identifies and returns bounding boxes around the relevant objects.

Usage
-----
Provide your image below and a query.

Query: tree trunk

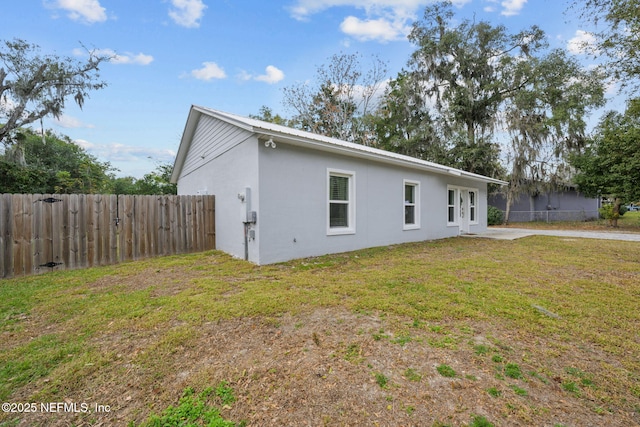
[505,189,513,225]
[612,197,622,227]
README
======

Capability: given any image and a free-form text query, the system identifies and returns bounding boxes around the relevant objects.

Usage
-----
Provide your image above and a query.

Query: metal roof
[171,105,508,186]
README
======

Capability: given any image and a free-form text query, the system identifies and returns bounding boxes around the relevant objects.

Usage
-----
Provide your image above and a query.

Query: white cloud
[450,0,472,6]
[50,0,107,23]
[73,139,94,150]
[340,16,410,42]
[290,0,414,20]
[238,70,253,81]
[189,62,227,81]
[53,115,95,129]
[74,139,176,163]
[168,0,207,28]
[255,66,285,84]
[238,66,285,84]
[567,30,599,55]
[110,52,154,65]
[72,48,153,65]
[500,0,527,16]
[288,1,471,42]
[289,0,472,20]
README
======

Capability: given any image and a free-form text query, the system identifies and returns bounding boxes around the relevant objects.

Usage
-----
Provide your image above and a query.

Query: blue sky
[1,0,615,178]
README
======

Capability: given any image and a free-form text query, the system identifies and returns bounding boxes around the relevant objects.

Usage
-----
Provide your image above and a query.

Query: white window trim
[447,186,458,226]
[327,168,356,235]
[469,189,479,225]
[403,179,420,230]
[447,185,479,226]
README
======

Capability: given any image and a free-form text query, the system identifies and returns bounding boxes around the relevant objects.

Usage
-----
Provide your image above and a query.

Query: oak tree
[570,99,640,225]
[0,39,108,146]
[406,1,545,177]
[502,49,605,222]
[572,0,640,89]
[282,52,387,146]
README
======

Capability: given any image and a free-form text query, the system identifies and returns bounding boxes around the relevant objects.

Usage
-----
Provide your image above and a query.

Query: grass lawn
[1,233,639,426]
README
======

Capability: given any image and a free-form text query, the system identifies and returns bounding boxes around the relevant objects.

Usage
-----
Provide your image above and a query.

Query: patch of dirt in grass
[86,267,194,295]
[9,307,639,427]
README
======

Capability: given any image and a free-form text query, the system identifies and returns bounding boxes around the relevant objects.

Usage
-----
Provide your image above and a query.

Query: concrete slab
[463,229,534,240]
[466,227,640,242]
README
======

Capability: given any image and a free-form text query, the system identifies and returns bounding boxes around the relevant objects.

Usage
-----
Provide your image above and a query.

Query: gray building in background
[489,189,601,223]
[171,106,507,264]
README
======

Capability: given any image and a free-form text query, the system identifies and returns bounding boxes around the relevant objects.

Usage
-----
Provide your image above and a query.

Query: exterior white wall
[256,141,488,265]
[177,118,260,262]
[177,114,491,265]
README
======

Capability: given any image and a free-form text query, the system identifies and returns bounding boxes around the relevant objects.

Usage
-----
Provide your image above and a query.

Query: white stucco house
[171,105,507,264]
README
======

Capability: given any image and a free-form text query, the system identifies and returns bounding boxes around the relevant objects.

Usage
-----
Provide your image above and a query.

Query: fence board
[150,196,158,256]
[193,196,200,250]
[171,197,179,254]
[61,195,70,272]
[109,195,118,263]
[0,194,9,277]
[166,196,172,254]
[184,196,193,252]
[206,196,216,250]
[102,195,112,265]
[77,194,88,268]
[99,195,109,266]
[68,194,79,270]
[12,194,25,276]
[161,196,167,255]
[35,195,44,272]
[86,194,95,268]
[121,195,133,261]
[138,196,148,259]
[193,196,201,252]
[22,194,33,275]
[51,194,64,272]
[0,194,215,278]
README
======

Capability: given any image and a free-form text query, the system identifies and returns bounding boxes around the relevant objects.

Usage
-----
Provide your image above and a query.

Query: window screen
[329,174,350,228]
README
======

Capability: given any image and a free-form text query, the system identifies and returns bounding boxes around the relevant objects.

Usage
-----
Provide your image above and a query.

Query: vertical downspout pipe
[243,187,252,261]
[243,222,249,261]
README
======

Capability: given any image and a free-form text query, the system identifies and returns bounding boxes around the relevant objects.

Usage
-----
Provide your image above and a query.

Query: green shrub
[619,205,627,216]
[487,206,504,225]
[599,203,626,221]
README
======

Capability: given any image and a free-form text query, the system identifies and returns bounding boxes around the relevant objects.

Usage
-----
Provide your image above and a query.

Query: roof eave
[171,106,202,184]
[253,129,508,185]
[183,105,508,186]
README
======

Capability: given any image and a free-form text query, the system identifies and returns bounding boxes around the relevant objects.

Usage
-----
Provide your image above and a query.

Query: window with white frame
[469,190,477,223]
[404,180,420,229]
[447,188,457,224]
[327,169,355,235]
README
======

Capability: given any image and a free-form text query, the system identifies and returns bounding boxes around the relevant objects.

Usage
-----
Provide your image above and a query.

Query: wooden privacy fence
[0,194,215,278]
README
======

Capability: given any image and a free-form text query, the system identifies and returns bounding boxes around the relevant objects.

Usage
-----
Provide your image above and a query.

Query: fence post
[0,194,10,278]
